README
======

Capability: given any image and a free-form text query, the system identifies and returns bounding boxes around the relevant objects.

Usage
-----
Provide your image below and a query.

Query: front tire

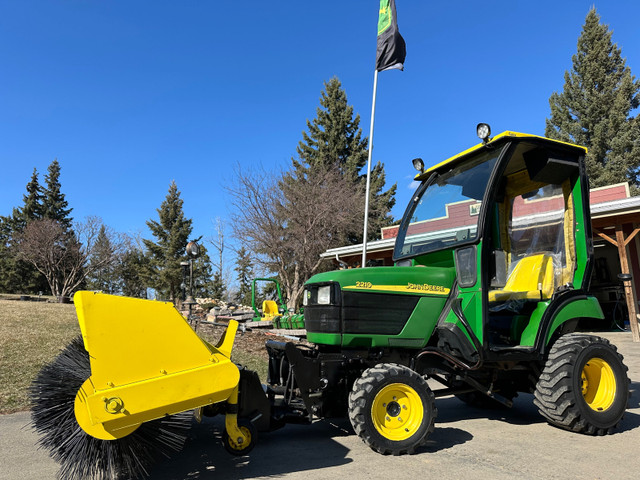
[534,334,629,435]
[222,419,258,456]
[348,364,436,455]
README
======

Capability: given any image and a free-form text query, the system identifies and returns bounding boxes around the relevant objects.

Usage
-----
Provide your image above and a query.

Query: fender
[533,290,604,354]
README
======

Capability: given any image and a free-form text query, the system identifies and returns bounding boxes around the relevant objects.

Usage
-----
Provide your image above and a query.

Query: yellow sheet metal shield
[73,291,240,437]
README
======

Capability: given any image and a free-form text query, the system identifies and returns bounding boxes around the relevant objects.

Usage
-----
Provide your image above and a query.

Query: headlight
[317,286,331,305]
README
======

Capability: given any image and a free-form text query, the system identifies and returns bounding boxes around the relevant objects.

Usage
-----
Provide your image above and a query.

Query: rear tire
[534,334,629,435]
[348,363,436,455]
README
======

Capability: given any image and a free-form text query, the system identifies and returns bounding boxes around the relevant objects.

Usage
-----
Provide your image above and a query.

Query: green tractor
[241,126,630,454]
[250,277,305,329]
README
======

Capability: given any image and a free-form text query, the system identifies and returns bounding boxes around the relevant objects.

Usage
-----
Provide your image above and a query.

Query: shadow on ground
[435,393,544,426]
[149,417,353,479]
[628,381,640,409]
[149,412,474,479]
[618,381,640,433]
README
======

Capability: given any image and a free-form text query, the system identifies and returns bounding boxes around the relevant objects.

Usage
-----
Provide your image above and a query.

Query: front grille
[303,282,419,336]
[342,292,418,335]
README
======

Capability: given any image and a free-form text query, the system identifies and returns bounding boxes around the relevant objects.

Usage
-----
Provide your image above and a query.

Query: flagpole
[362,68,379,268]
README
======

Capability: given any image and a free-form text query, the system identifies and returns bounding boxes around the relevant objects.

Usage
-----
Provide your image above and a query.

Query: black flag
[376,0,406,72]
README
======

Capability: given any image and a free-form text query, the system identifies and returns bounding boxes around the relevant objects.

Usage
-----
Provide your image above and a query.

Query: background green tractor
[250,277,305,329]
[256,126,630,454]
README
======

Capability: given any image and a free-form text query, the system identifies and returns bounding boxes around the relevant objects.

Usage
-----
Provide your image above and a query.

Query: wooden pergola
[592,212,640,342]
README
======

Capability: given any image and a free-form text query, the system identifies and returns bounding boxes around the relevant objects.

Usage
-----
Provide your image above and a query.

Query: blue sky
[2,1,639,253]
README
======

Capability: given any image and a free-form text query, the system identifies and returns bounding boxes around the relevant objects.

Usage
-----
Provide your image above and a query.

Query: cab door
[482,143,581,347]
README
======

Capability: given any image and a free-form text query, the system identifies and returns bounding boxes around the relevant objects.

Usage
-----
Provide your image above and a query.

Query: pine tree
[545,8,640,190]
[23,168,44,221]
[85,225,120,293]
[0,216,17,293]
[191,243,215,298]
[120,247,149,298]
[210,272,225,300]
[234,247,253,306]
[143,181,193,302]
[42,159,73,229]
[293,77,397,241]
[0,169,47,294]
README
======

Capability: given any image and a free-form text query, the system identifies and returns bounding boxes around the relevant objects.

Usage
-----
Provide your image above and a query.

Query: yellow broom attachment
[73,291,241,440]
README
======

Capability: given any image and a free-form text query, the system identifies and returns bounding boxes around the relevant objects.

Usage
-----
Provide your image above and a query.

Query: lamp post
[180,261,190,303]
[184,240,200,307]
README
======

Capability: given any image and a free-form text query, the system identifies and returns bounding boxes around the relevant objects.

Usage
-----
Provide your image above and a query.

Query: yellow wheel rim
[227,425,252,451]
[371,383,424,442]
[581,357,616,412]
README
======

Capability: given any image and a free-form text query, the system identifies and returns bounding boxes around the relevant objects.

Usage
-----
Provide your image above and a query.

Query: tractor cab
[393,126,597,357]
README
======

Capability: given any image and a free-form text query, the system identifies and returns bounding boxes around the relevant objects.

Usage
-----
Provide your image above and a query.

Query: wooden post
[614,225,640,342]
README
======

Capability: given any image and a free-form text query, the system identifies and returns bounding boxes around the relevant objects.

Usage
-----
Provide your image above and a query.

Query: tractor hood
[305,266,455,297]
[303,266,456,347]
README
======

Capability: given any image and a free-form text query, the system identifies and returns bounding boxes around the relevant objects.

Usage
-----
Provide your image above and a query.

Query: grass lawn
[0,299,80,413]
[0,298,268,414]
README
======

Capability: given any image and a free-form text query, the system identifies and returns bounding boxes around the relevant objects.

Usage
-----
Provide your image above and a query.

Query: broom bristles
[30,337,192,479]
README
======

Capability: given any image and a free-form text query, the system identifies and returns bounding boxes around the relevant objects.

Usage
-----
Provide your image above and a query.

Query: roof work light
[412,157,425,174]
[477,123,491,143]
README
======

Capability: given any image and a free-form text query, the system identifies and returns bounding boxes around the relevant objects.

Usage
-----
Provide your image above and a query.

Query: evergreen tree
[42,159,73,230]
[545,8,640,190]
[23,168,44,221]
[0,170,47,294]
[293,77,397,241]
[234,247,253,306]
[120,247,150,298]
[85,225,120,293]
[143,181,193,302]
[191,243,215,298]
[210,271,225,300]
[0,216,17,293]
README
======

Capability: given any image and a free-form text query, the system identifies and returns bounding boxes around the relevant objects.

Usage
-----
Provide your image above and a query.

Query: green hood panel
[306,266,456,297]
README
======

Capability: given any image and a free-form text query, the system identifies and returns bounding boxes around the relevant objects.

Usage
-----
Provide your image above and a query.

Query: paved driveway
[1,332,638,480]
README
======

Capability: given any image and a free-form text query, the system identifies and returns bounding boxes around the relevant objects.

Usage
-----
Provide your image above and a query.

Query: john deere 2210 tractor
[32,127,630,478]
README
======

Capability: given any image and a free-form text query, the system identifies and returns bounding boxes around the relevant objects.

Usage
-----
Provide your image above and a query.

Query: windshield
[394,146,504,259]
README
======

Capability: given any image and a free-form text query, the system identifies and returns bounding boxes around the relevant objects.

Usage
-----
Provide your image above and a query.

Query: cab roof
[415,131,587,181]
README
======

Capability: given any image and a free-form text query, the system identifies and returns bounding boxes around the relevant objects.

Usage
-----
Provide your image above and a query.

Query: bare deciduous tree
[17,217,124,299]
[208,217,228,299]
[228,165,363,309]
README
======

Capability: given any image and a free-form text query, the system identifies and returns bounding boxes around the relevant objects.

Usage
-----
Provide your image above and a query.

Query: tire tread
[534,333,629,435]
